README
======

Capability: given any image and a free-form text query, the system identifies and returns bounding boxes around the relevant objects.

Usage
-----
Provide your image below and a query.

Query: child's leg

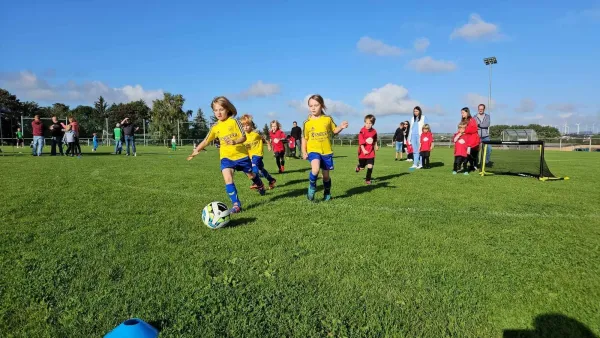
[275,155,281,169]
[280,154,285,168]
[258,162,275,183]
[322,169,332,197]
[222,168,242,207]
[307,159,320,200]
[366,164,373,181]
[453,156,460,172]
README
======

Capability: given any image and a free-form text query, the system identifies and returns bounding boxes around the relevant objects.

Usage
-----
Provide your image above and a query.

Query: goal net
[480,140,567,181]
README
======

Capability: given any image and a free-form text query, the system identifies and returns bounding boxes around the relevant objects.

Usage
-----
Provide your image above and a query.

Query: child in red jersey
[269,120,286,173]
[419,124,434,169]
[355,114,379,184]
[453,122,469,175]
[287,135,296,158]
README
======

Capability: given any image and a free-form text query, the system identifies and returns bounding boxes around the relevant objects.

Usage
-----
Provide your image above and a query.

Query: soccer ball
[202,202,231,229]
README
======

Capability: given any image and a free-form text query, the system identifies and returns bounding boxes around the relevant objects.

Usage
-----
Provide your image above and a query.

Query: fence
[2,135,600,152]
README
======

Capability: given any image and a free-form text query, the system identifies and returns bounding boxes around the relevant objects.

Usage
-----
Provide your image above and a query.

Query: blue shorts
[395,141,403,152]
[220,157,253,173]
[307,152,334,170]
[251,155,265,169]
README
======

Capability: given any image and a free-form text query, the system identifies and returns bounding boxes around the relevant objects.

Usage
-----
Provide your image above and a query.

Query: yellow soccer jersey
[244,131,264,158]
[303,115,337,155]
[204,118,249,160]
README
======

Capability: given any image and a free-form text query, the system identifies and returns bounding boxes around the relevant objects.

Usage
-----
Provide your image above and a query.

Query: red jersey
[420,131,433,151]
[464,118,480,148]
[288,136,296,149]
[453,132,468,157]
[358,127,377,159]
[269,130,286,152]
[31,120,44,136]
[407,143,414,154]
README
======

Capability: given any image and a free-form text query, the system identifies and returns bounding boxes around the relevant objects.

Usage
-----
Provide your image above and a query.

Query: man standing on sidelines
[49,116,65,156]
[31,115,45,156]
[121,117,139,156]
[476,104,492,165]
[290,121,302,158]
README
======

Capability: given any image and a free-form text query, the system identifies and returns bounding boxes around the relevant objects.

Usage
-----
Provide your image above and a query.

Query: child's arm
[333,121,349,135]
[187,139,210,160]
[302,137,308,159]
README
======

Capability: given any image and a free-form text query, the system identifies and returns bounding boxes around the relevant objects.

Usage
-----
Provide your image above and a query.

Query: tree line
[489,124,561,139]
[0,88,212,142]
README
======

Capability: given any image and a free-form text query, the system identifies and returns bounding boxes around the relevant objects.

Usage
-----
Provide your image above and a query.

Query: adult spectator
[290,121,302,158]
[68,117,82,156]
[407,106,428,169]
[121,117,139,156]
[31,115,44,156]
[461,107,481,171]
[476,104,491,165]
[393,122,405,161]
[49,116,64,156]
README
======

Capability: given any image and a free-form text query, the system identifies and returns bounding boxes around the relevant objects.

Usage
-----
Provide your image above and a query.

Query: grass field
[1,145,599,337]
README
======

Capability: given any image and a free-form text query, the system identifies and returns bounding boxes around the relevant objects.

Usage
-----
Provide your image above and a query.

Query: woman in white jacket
[407,106,428,169]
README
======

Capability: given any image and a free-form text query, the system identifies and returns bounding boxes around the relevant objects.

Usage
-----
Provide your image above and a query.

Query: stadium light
[483,57,497,114]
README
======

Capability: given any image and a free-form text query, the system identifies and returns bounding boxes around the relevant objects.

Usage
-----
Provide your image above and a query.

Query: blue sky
[1,0,600,133]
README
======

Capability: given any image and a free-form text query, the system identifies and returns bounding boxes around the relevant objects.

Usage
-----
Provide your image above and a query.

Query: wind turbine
[563,122,569,134]
[593,122,597,134]
[576,123,580,135]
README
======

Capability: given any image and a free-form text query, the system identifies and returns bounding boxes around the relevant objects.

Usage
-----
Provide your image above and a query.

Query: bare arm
[333,121,349,135]
[302,137,308,159]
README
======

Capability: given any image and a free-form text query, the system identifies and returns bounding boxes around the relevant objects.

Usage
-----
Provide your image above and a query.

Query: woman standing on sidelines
[407,107,428,169]
[460,107,481,172]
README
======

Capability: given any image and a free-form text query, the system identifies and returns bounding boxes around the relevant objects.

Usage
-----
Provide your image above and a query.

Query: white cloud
[237,80,281,99]
[559,113,573,119]
[465,93,496,110]
[422,104,445,116]
[413,38,430,52]
[0,70,164,106]
[357,36,404,56]
[406,56,457,73]
[450,14,504,41]
[515,98,536,113]
[547,103,578,113]
[289,95,357,117]
[266,112,278,119]
[362,84,420,116]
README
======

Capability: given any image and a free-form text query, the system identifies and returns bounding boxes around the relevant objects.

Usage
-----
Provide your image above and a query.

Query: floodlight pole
[483,57,497,114]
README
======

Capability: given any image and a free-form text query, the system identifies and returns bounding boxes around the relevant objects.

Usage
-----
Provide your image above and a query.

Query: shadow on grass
[429,161,445,168]
[281,178,308,187]
[226,217,258,228]
[279,168,310,174]
[335,173,408,199]
[268,187,311,202]
[148,319,169,333]
[503,313,597,338]
[333,155,348,158]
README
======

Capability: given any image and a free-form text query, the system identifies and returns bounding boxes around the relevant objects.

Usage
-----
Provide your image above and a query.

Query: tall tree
[189,108,209,140]
[95,96,109,134]
[0,89,22,139]
[262,123,270,139]
[106,100,151,128]
[150,93,187,139]
[51,103,70,117]
[71,105,102,137]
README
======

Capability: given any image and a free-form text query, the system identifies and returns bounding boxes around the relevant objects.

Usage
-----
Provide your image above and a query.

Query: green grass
[1,145,599,337]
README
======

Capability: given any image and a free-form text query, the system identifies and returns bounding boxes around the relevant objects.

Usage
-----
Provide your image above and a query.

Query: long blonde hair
[239,114,257,130]
[211,96,238,117]
[270,120,282,131]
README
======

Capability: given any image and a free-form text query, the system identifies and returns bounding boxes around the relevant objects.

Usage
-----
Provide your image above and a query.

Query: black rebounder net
[480,141,565,180]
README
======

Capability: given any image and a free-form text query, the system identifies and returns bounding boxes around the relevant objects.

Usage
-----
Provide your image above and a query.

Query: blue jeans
[481,136,491,163]
[125,135,136,155]
[114,140,122,154]
[33,136,44,156]
[410,134,420,165]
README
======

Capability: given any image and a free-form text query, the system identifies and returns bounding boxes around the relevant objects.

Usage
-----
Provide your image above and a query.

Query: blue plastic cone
[104,318,158,338]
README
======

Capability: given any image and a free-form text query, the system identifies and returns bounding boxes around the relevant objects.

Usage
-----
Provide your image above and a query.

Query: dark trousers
[274,151,285,171]
[51,137,64,155]
[468,148,479,170]
[453,156,467,172]
[74,137,82,155]
[66,142,75,155]
[420,151,430,167]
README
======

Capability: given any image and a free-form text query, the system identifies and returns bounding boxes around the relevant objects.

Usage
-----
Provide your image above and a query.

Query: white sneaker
[410,165,418,168]
[416,165,423,169]
[407,159,413,162]
[134,152,137,157]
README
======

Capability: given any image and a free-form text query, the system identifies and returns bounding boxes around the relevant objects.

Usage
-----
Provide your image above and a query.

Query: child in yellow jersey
[187,96,266,214]
[302,94,349,201]
[239,114,277,190]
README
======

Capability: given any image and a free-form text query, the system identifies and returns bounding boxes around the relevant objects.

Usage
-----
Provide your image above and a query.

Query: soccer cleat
[269,179,277,189]
[355,166,360,173]
[365,180,372,185]
[258,186,266,196]
[452,171,457,175]
[249,184,259,190]
[395,158,398,161]
[464,171,469,175]
[280,165,285,172]
[229,203,242,214]
[307,186,316,201]
[323,193,332,201]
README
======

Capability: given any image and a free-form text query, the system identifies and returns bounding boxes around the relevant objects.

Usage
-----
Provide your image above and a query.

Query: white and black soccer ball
[202,202,231,229]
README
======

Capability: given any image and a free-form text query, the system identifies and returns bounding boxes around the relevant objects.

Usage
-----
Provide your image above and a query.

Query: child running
[269,120,286,173]
[240,114,277,190]
[302,94,349,201]
[187,96,266,213]
[419,124,434,169]
[92,133,98,152]
[355,114,378,184]
[16,128,24,148]
[453,122,469,175]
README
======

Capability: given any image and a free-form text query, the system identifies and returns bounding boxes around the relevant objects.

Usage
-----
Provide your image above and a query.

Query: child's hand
[375,144,379,151]
[340,121,349,129]
[302,152,308,160]
[362,149,369,155]
[224,139,235,145]
[187,150,199,161]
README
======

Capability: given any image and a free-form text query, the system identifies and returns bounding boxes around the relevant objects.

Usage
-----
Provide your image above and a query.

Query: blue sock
[251,175,264,188]
[252,165,259,175]
[261,168,273,182]
[309,172,317,189]
[225,183,241,206]
[323,179,331,194]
